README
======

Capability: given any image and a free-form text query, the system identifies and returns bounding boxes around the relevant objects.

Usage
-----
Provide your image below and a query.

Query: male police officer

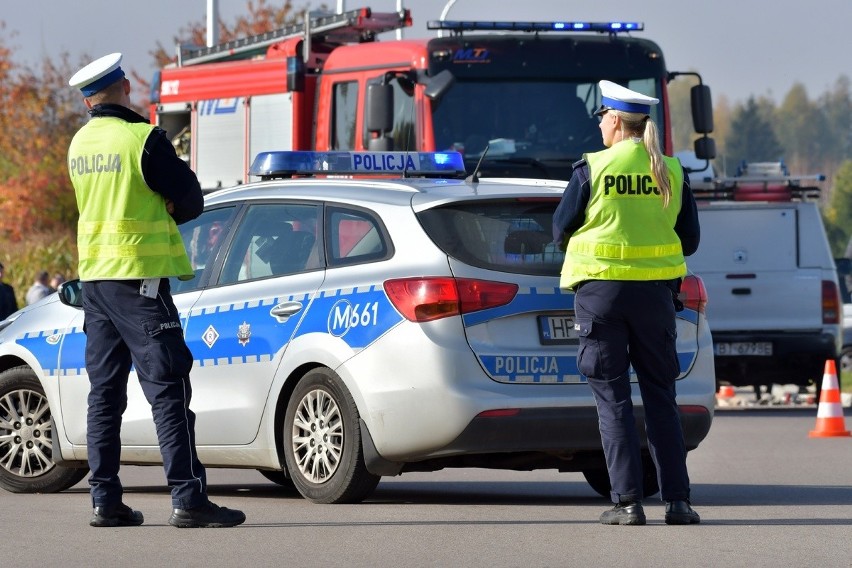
[554,80,701,525]
[68,53,245,528]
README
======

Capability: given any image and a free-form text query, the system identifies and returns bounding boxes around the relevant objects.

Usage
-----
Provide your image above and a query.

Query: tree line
[669,75,852,254]
[2,3,852,304]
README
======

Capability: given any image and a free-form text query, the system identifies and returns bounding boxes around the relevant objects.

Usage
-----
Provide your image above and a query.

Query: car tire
[257,469,298,492]
[282,368,380,504]
[0,366,88,493]
[582,455,660,499]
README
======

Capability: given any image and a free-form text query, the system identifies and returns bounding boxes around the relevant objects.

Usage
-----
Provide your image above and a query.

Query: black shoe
[90,503,144,527]
[599,502,646,525]
[168,501,246,528]
[665,500,701,525]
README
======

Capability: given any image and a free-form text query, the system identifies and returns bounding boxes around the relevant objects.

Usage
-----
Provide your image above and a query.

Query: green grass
[842,371,852,393]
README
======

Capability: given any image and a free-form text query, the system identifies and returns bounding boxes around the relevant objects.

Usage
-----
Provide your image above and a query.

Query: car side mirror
[57,279,83,309]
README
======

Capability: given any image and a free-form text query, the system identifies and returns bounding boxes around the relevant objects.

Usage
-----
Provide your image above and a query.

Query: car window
[416,199,564,276]
[219,202,321,285]
[836,258,852,304]
[326,206,391,266]
[332,80,358,150]
[171,206,237,293]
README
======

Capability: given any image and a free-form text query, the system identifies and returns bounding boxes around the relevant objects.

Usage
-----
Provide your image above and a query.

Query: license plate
[538,315,578,345]
[714,342,773,356]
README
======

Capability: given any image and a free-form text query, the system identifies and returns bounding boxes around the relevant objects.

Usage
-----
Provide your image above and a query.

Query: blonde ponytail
[643,119,671,208]
[614,111,672,208]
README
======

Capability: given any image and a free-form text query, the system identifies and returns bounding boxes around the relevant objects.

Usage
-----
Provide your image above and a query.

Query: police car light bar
[249,151,467,179]
[426,20,643,33]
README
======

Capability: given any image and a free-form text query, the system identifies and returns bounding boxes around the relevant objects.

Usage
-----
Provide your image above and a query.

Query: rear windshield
[417,199,564,276]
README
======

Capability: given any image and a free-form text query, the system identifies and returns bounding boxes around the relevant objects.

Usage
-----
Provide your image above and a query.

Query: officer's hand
[165,199,175,215]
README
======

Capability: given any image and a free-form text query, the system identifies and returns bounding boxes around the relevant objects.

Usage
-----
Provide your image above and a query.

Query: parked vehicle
[687,166,841,392]
[0,151,716,503]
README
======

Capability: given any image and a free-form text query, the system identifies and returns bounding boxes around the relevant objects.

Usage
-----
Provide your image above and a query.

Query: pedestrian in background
[50,273,67,290]
[0,262,18,319]
[67,52,245,528]
[26,270,54,305]
[553,80,701,526]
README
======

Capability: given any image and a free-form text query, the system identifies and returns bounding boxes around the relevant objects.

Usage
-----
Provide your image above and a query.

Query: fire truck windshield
[431,78,661,179]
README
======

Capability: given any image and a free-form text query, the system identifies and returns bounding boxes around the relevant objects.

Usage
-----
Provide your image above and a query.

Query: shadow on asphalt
[694,482,852,507]
[65,478,851,509]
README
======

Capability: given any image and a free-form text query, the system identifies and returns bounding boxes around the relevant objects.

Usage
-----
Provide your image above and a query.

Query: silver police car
[0,151,715,503]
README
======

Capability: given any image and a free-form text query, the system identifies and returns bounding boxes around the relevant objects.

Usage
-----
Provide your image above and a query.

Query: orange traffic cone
[809,360,851,438]
[717,385,736,399]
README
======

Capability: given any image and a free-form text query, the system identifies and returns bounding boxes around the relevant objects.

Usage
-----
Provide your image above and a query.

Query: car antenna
[466,144,490,183]
[402,101,416,178]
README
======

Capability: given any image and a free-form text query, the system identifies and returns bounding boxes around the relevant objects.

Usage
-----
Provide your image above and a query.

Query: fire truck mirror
[694,136,716,161]
[366,82,394,134]
[690,84,714,134]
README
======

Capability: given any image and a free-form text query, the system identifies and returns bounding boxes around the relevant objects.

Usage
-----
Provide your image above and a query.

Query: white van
[686,177,842,392]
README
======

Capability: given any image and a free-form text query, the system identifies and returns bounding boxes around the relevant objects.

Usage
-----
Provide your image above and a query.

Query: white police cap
[594,80,659,116]
[69,53,125,97]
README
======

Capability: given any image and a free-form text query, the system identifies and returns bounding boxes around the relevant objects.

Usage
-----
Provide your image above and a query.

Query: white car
[0,151,716,503]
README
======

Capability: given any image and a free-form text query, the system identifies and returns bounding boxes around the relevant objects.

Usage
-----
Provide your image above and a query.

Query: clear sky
[3,0,850,105]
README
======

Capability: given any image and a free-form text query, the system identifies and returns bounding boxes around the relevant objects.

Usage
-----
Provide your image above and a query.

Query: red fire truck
[150,7,716,191]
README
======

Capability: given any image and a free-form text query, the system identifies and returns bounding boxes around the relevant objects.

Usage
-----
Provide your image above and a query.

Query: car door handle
[731,288,751,295]
[270,301,303,323]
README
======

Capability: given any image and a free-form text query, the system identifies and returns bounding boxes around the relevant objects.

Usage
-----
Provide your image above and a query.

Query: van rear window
[416,199,563,276]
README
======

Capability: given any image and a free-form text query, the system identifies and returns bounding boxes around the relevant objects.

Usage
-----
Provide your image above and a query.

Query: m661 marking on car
[328,300,380,337]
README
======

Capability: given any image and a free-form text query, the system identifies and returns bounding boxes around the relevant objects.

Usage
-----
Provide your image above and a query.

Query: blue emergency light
[427,20,643,33]
[249,151,467,179]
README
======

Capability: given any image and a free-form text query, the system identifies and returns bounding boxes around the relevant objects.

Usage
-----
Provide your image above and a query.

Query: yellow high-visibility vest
[561,140,686,289]
[68,118,193,281]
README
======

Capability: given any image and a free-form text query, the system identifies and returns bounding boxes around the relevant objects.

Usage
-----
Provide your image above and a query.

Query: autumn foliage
[0,35,83,242]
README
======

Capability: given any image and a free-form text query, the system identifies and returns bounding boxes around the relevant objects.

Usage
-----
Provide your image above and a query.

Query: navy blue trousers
[574,279,690,503]
[82,279,207,509]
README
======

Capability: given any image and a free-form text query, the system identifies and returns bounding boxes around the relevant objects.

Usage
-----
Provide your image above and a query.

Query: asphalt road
[1,408,850,567]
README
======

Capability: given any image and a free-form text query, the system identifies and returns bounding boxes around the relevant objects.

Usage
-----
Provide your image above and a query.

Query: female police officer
[553,81,701,526]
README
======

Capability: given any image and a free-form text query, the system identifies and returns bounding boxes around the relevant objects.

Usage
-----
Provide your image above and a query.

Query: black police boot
[599,501,646,525]
[168,500,246,528]
[90,502,144,527]
[665,500,701,525]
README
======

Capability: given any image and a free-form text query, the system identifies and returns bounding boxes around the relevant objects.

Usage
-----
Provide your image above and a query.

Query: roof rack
[692,160,825,202]
[178,7,411,67]
[692,175,825,202]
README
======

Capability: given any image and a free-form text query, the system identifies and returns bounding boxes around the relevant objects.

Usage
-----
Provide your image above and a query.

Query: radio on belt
[249,151,466,180]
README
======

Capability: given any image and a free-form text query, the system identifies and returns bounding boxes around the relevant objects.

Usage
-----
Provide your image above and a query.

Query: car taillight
[822,280,841,324]
[679,274,707,313]
[383,277,518,322]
